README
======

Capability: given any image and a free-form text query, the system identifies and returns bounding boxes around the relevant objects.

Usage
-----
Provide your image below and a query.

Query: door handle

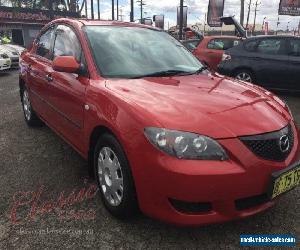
[46,74,53,82]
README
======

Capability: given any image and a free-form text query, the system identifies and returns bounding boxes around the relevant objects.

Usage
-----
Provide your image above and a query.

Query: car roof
[246,35,300,40]
[204,35,239,39]
[49,18,160,31]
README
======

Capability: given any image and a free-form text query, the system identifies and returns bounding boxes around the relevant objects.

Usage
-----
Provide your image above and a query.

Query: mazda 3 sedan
[19,19,300,226]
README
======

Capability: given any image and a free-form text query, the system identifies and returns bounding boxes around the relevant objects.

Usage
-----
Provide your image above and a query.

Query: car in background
[0,48,11,72]
[0,45,20,68]
[218,35,300,92]
[183,36,242,71]
[4,44,25,55]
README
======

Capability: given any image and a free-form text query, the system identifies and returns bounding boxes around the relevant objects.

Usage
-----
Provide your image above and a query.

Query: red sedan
[19,19,300,226]
[183,36,242,71]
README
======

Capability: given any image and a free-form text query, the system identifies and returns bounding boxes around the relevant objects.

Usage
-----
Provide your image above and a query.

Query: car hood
[105,73,290,139]
[0,45,19,57]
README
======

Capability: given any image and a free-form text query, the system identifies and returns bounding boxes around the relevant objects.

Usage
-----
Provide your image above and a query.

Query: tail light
[222,53,231,61]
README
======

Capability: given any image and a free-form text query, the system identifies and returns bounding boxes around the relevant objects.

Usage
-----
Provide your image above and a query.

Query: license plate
[269,162,300,199]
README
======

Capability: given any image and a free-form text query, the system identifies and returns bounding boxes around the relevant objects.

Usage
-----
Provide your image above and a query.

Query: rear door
[287,38,300,91]
[252,37,289,89]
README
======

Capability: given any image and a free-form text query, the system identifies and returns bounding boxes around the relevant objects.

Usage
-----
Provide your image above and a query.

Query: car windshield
[84,26,203,78]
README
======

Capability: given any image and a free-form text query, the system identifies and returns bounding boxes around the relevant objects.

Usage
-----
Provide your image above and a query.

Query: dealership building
[0,6,79,47]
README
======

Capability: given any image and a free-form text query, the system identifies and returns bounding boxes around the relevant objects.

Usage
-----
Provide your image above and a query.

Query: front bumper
[10,57,19,68]
[129,123,300,226]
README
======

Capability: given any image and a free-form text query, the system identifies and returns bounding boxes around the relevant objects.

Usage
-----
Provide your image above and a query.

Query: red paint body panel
[20,19,300,226]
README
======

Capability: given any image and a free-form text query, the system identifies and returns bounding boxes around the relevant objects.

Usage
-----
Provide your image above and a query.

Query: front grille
[169,199,212,214]
[240,124,294,162]
[0,53,9,59]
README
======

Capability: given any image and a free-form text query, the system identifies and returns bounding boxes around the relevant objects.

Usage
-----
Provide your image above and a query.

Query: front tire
[94,133,138,218]
[234,69,255,83]
[21,87,43,127]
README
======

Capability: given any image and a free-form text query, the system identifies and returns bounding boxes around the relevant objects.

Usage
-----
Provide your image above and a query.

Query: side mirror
[52,56,80,73]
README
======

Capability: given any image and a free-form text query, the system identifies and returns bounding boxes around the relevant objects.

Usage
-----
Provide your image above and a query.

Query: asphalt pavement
[0,70,299,249]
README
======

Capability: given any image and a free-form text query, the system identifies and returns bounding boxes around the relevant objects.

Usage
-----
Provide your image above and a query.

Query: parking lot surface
[0,70,299,249]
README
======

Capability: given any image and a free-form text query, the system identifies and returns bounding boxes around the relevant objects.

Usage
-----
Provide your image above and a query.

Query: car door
[251,38,289,90]
[46,24,88,152]
[26,26,55,119]
[287,38,300,91]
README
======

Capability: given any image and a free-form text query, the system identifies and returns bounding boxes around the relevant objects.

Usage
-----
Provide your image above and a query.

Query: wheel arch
[87,125,122,178]
[233,67,255,77]
[19,77,26,99]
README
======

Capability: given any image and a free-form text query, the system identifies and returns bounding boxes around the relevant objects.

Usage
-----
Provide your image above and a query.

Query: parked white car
[0,45,20,68]
[3,44,25,55]
[0,49,11,72]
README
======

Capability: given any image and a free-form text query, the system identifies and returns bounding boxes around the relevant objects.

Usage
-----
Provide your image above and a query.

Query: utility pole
[246,0,252,30]
[252,0,261,34]
[240,0,245,27]
[136,0,146,24]
[112,0,115,20]
[130,0,134,22]
[91,0,94,19]
[179,0,184,40]
[48,0,53,19]
[117,0,119,20]
[97,0,100,19]
[203,13,207,35]
[85,0,88,18]
[275,15,280,35]
[119,8,125,21]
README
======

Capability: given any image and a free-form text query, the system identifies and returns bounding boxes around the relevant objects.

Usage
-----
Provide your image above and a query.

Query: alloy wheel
[23,90,31,121]
[98,147,124,206]
[235,72,252,82]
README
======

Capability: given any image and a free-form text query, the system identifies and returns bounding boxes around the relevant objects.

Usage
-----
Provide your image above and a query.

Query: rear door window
[257,39,287,55]
[244,40,258,52]
[207,38,241,50]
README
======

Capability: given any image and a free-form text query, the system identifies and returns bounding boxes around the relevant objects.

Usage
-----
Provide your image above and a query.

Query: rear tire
[94,133,138,219]
[234,69,255,83]
[21,87,43,127]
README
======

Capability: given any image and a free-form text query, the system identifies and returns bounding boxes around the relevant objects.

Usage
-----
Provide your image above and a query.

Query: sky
[80,0,300,30]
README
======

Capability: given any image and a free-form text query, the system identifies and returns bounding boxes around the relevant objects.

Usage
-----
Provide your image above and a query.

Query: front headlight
[0,53,9,59]
[144,127,228,161]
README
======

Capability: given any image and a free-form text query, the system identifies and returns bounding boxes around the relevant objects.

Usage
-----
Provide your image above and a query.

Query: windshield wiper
[131,70,195,78]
